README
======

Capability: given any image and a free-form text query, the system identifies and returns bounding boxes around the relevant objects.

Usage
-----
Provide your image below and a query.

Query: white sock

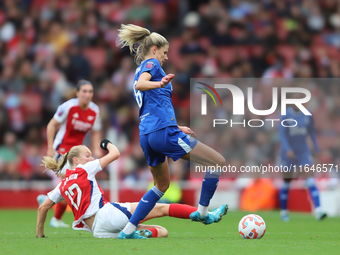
[198,205,208,216]
[122,222,137,235]
[280,210,288,216]
[314,207,322,214]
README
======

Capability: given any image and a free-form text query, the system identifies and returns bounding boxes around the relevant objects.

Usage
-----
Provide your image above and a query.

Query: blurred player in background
[278,104,326,221]
[37,140,222,239]
[37,79,102,228]
[117,24,227,239]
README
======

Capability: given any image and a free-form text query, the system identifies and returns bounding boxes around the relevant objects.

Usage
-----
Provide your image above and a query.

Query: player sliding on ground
[37,140,227,239]
[37,79,102,228]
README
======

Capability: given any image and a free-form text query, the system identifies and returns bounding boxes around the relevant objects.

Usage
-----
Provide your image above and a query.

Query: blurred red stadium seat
[199,37,211,51]
[30,0,48,10]
[275,19,289,41]
[219,47,236,66]
[277,45,296,64]
[312,35,325,46]
[247,45,264,57]
[20,93,42,117]
[151,3,167,26]
[168,37,184,68]
[82,47,106,70]
[327,46,340,60]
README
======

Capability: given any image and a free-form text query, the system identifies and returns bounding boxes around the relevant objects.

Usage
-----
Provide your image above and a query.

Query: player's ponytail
[41,145,84,177]
[118,24,168,65]
[41,153,69,177]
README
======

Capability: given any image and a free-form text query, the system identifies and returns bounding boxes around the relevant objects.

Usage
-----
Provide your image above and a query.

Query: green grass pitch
[0,210,339,255]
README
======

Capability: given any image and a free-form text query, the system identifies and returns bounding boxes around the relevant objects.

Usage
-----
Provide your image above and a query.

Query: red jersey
[53,98,101,154]
[48,159,108,232]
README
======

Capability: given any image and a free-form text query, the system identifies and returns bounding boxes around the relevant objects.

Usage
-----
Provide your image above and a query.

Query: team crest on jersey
[58,110,63,116]
[145,61,154,69]
[87,116,94,121]
[73,112,79,118]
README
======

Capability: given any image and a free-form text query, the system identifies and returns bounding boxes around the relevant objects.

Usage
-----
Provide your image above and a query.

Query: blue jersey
[279,107,319,156]
[133,58,177,135]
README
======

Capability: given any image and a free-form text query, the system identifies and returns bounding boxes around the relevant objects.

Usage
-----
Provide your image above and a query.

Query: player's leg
[130,203,197,221]
[92,203,147,239]
[278,155,294,222]
[118,156,170,239]
[300,154,327,220]
[153,127,227,224]
[280,177,291,222]
[50,161,71,228]
[137,224,168,238]
[181,141,227,223]
[305,177,326,220]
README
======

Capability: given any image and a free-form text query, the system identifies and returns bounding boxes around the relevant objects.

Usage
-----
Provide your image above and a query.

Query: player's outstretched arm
[99,139,120,169]
[46,118,60,157]
[36,198,55,237]
[136,72,175,91]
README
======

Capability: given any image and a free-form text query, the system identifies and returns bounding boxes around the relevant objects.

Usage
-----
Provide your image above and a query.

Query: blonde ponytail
[41,145,85,177]
[118,24,168,65]
[42,153,69,177]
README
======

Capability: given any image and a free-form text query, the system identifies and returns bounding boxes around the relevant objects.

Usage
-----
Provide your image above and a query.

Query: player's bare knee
[38,205,47,213]
[155,182,169,193]
[159,203,169,216]
[216,153,226,166]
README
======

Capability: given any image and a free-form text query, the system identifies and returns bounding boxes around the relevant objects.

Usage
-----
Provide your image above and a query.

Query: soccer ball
[238,214,266,239]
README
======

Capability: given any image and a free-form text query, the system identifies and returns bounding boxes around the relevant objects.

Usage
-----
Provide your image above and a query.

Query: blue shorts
[278,152,313,168]
[140,126,198,167]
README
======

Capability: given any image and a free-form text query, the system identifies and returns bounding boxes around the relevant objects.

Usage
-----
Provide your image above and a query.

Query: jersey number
[133,81,143,108]
[65,183,82,210]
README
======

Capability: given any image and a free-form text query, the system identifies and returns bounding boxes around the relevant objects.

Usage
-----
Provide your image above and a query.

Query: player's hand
[178,126,196,138]
[287,150,295,159]
[47,147,56,158]
[100,139,112,151]
[160,74,175,88]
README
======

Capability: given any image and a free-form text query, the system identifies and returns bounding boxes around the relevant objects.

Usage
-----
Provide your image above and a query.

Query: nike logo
[141,198,149,203]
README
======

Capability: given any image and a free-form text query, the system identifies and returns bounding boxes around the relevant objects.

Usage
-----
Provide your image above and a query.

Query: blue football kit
[133,58,197,166]
[278,107,319,167]
[278,107,323,220]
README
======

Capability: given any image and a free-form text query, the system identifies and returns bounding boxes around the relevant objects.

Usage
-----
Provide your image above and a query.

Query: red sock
[148,228,158,237]
[169,204,197,219]
[54,202,67,220]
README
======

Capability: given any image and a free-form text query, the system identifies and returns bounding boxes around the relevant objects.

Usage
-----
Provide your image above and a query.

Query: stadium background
[0,0,339,215]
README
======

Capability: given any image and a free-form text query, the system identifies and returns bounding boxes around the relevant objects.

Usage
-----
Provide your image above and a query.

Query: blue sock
[199,171,220,206]
[306,178,320,208]
[129,186,164,226]
[279,181,290,210]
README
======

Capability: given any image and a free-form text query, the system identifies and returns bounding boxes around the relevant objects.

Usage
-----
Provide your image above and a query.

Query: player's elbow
[113,151,120,161]
[135,81,143,91]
